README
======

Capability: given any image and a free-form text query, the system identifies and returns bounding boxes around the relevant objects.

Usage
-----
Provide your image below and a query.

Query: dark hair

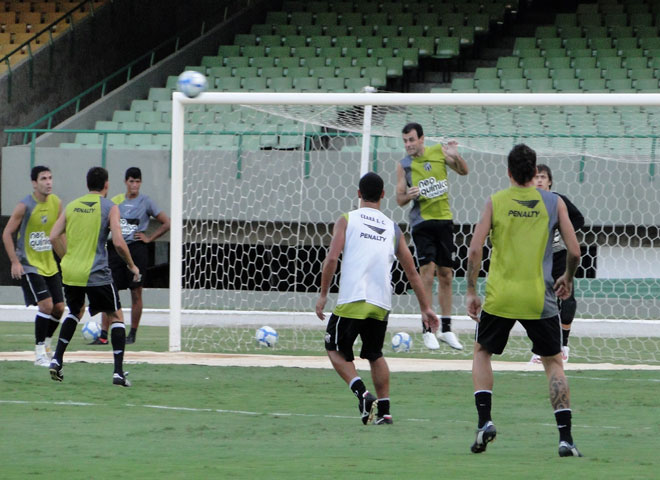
[31,166,51,182]
[402,122,423,138]
[87,166,109,191]
[536,163,553,189]
[125,167,142,180]
[359,172,384,203]
[508,144,537,185]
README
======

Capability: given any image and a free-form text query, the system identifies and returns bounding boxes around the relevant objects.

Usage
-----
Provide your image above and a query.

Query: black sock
[129,327,137,337]
[35,312,51,344]
[110,324,126,375]
[441,317,451,333]
[54,315,79,364]
[377,398,390,417]
[562,329,571,347]
[349,378,366,399]
[555,409,573,444]
[475,391,492,428]
[46,315,60,338]
[99,329,108,340]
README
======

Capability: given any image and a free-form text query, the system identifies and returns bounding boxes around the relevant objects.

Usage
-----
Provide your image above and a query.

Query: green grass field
[1,322,658,479]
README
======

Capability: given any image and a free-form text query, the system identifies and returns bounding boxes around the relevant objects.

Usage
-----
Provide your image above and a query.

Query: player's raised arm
[395,233,438,333]
[109,205,139,281]
[443,140,469,175]
[316,215,347,320]
[466,198,492,321]
[3,202,27,279]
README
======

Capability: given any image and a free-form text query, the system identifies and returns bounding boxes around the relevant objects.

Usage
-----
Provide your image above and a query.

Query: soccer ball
[81,321,102,342]
[177,70,208,98]
[391,332,412,353]
[256,326,278,347]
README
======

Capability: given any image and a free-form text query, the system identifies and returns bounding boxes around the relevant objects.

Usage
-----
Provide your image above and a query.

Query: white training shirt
[336,207,400,311]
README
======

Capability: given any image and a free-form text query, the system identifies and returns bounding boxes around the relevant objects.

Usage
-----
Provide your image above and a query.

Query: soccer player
[92,167,170,345]
[2,166,63,366]
[396,122,468,351]
[48,167,140,387]
[466,144,583,457]
[530,164,585,364]
[316,172,438,425]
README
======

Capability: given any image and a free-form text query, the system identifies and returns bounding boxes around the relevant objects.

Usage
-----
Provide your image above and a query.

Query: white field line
[3,350,660,371]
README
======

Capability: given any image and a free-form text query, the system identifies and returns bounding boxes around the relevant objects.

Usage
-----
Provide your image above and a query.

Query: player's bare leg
[419,263,440,349]
[436,266,463,349]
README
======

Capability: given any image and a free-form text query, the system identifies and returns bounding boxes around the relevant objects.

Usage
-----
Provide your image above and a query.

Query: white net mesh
[175,96,660,364]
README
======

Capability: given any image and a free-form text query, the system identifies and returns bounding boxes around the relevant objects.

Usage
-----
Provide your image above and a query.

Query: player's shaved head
[359,172,384,202]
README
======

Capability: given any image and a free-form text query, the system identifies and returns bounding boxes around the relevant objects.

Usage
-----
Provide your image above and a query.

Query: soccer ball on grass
[177,70,208,98]
[256,326,278,347]
[391,332,412,353]
[81,321,102,342]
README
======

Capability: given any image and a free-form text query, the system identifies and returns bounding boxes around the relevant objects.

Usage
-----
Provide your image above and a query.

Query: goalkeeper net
[171,92,660,364]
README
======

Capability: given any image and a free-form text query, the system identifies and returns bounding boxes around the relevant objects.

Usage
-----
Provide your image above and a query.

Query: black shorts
[476,310,562,357]
[411,220,455,268]
[21,272,64,307]
[63,283,121,317]
[108,241,148,290]
[324,313,389,362]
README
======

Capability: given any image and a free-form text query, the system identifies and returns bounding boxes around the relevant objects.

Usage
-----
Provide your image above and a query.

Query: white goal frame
[170,92,660,352]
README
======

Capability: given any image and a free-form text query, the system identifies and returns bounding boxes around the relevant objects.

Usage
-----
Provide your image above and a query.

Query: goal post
[170,92,660,363]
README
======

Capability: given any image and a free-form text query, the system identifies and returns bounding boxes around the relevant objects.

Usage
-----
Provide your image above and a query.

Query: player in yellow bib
[465,144,583,458]
[316,172,438,425]
[2,166,64,367]
[48,167,140,387]
[397,122,468,351]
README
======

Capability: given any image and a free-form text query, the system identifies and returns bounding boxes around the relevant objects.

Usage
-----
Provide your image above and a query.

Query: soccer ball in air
[391,332,412,353]
[177,70,208,98]
[81,321,102,342]
[256,326,278,347]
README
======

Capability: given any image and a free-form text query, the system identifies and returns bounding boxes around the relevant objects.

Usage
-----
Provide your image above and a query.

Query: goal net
[170,92,660,365]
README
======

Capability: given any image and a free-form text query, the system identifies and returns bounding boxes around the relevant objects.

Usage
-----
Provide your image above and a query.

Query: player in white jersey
[316,172,438,425]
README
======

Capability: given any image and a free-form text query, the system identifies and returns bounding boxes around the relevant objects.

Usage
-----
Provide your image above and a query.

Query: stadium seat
[529,78,555,92]
[500,77,529,92]
[434,37,459,59]
[519,57,545,70]
[474,67,498,79]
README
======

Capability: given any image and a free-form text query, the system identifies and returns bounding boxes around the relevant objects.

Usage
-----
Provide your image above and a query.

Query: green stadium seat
[339,12,362,25]
[364,13,388,25]
[401,25,425,38]
[396,48,419,69]
[374,25,399,38]
[451,78,475,91]
[620,48,644,58]
[634,25,658,38]
[268,46,293,58]
[546,57,571,71]
[501,77,529,92]
[260,66,284,78]
[250,57,276,69]
[537,37,562,51]
[597,57,622,72]
[577,12,602,26]
[608,25,633,38]
[524,67,550,80]
[555,13,577,27]
[567,48,593,59]
[130,100,153,113]
[496,56,520,71]
[381,57,403,77]
[575,67,601,80]
[234,66,258,79]
[543,48,567,59]
[554,78,581,91]
[476,78,502,92]
[215,77,241,91]
[344,47,368,60]
[356,56,379,68]
[581,78,607,91]
[75,133,101,145]
[588,37,612,50]
[572,56,596,69]
[634,78,660,91]
[126,133,153,146]
[601,67,626,81]
[557,26,583,39]
[284,35,307,48]
[234,34,257,46]
[201,56,224,69]
[224,56,249,69]
[290,12,312,25]
[623,57,649,70]
[299,24,323,36]
[607,78,634,91]
[629,68,654,81]
[517,48,542,58]
[315,12,338,26]
[361,36,384,50]
[426,25,449,39]
[411,37,435,57]
[273,24,298,36]
[328,56,353,68]
[453,26,475,47]
[277,57,301,69]
[134,111,163,124]
[474,67,498,79]
[498,68,524,79]
[113,110,136,123]
[260,34,283,47]
[335,35,358,49]
[148,88,172,102]
[325,25,348,37]
[252,24,272,36]
[318,46,341,58]
[535,25,557,38]
[528,78,555,92]
[386,36,409,50]
[363,66,387,87]
[242,45,266,58]
[183,66,206,75]
[337,66,360,78]
[629,13,652,27]
[582,25,608,38]
[309,65,334,77]
[295,77,320,90]
[519,57,545,70]
[303,57,327,68]
[320,77,346,91]
[95,120,119,130]
[434,37,459,59]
